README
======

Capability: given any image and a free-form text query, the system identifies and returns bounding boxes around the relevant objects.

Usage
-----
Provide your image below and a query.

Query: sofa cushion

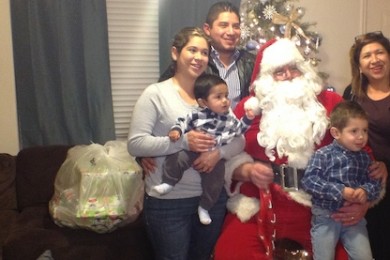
[0,209,19,246]
[3,206,154,260]
[15,145,71,210]
[0,153,17,210]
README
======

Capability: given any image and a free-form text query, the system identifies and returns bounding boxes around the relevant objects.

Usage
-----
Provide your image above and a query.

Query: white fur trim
[288,190,312,207]
[224,152,254,196]
[226,194,260,222]
[227,189,312,222]
[261,39,304,74]
[244,97,262,116]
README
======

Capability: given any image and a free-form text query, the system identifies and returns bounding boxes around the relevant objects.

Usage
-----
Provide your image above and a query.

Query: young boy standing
[302,101,382,260]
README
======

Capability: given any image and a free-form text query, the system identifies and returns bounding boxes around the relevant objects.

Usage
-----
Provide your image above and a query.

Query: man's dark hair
[194,74,226,100]
[205,1,240,27]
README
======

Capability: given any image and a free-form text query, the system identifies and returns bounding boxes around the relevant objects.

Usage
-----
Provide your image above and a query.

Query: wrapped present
[49,141,144,233]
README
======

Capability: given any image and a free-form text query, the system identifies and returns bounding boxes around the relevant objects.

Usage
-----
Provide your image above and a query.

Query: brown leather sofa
[0,145,153,260]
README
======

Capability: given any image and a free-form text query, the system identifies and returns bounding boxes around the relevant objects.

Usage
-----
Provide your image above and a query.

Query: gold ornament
[309,57,321,67]
[248,10,256,20]
[272,7,310,42]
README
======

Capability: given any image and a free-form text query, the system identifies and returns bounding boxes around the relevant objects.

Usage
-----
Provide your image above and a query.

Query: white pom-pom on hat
[244,96,262,116]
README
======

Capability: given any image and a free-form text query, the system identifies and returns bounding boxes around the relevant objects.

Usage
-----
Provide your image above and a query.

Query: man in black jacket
[160,1,255,109]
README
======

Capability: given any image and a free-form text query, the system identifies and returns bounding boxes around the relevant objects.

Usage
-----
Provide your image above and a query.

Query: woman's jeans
[311,206,372,260]
[143,189,228,260]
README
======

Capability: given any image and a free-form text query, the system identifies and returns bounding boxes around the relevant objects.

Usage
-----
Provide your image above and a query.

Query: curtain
[158,0,241,73]
[11,0,115,148]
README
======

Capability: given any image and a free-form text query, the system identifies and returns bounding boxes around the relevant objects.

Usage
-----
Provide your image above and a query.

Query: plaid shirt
[301,140,381,211]
[172,107,252,146]
[210,47,241,109]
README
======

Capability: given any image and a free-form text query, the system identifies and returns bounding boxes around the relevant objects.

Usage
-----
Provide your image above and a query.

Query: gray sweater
[128,78,245,199]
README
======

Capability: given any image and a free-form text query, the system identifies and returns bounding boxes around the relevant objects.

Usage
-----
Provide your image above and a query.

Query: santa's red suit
[214,39,349,260]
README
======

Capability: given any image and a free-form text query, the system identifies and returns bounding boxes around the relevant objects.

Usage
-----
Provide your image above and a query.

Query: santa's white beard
[256,76,328,169]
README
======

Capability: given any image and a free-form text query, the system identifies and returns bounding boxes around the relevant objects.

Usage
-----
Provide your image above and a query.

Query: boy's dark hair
[194,74,226,100]
[205,1,240,27]
[330,101,368,130]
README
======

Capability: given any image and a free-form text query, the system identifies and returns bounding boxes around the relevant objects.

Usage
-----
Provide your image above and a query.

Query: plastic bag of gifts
[49,140,144,233]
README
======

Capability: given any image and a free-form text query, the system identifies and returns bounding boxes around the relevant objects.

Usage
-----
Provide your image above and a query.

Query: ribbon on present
[272,7,310,42]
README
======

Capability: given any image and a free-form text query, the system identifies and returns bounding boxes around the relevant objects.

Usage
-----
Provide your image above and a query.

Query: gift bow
[272,7,310,42]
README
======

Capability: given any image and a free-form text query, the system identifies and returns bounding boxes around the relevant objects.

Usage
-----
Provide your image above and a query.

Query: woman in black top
[346,31,390,260]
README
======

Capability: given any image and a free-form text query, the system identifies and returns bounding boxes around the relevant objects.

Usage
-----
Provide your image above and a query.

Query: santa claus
[215,38,375,259]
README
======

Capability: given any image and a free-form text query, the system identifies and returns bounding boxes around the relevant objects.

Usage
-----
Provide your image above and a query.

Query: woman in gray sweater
[128,27,245,260]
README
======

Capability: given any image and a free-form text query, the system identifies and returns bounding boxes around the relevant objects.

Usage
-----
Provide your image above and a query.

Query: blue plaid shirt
[172,107,252,146]
[301,140,381,211]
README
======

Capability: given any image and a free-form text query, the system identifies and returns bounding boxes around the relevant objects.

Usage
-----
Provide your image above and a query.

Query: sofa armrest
[16,145,72,210]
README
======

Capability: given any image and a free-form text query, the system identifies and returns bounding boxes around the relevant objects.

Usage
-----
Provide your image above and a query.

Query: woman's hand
[193,149,220,173]
[139,157,156,175]
[369,160,388,186]
[331,201,369,226]
[186,130,215,153]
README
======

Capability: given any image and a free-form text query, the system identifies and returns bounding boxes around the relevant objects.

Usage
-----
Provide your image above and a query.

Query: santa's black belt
[272,163,305,191]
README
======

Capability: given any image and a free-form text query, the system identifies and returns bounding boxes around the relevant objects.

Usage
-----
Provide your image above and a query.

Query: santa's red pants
[214,183,348,260]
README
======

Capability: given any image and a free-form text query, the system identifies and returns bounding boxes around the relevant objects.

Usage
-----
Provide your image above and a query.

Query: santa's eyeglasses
[273,65,302,80]
[354,31,384,43]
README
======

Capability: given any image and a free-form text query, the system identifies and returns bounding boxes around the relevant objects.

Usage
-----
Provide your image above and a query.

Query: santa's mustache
[270,78,309,102]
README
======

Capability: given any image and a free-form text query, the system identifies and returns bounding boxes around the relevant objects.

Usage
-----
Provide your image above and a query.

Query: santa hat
[250,38,304,85]
[250,38,277,84]
[261,38,305,75]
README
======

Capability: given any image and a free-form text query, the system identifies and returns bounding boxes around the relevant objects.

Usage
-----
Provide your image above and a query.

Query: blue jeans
[143,189,228,260]
[311,206,373,260]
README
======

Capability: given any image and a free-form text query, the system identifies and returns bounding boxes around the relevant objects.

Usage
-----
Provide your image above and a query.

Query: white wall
[300,0,390,93]
[299,0,361,93]
[0,0,19,155]
[366,0,390,37]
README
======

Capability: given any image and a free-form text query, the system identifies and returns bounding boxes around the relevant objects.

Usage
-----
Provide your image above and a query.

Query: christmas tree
[240,0,322,67]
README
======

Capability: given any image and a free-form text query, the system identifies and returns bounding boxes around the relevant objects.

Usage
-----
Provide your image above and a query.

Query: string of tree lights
[240,0,322,67]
